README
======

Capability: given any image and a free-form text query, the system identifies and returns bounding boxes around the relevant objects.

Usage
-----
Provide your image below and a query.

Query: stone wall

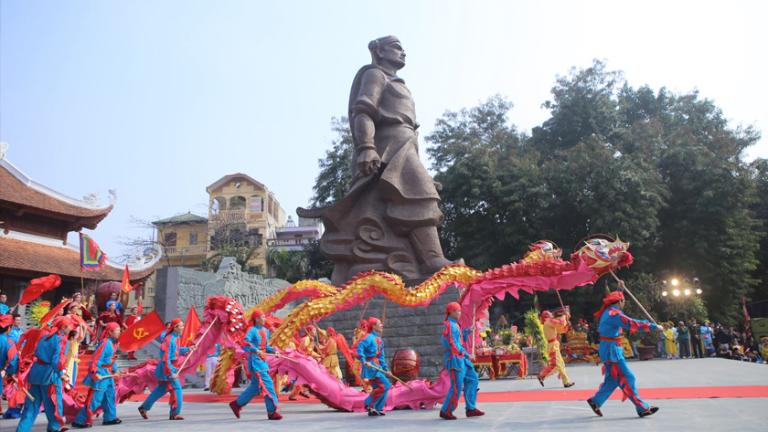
[321,285,463,379]
[154,257,291,322]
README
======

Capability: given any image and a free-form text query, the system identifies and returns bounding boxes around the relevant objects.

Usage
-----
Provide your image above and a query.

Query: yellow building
[152,212,209,269]
[206,173,286,274]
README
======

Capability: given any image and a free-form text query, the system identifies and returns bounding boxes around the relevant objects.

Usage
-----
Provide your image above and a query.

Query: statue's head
[368,35,405,70]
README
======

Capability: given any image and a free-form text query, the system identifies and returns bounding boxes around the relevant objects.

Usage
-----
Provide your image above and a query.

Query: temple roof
[0,235,156,281]
[0,159,113,227]
[152,212,208,226]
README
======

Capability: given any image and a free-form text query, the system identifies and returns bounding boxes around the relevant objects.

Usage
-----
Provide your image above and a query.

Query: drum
[391,349,420,381]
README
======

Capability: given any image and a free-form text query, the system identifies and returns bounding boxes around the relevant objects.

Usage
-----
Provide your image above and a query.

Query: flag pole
[177,317,218,372]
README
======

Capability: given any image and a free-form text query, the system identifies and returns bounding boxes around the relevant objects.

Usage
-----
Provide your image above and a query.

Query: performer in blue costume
[16,315,74,432]
[587,287,661,418]
[356,317,389,416]
[228,310,283,420]
[138,318,193,421]
[1,315,20,417]
[72,322,122,428]
[439,302,484,420]
[9,315,23,344]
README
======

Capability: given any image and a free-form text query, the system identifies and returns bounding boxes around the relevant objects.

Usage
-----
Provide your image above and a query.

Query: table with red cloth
[474,349,527,379]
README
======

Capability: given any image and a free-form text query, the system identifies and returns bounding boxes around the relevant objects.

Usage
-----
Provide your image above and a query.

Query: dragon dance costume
[229,310,282,420]
[537,310,574,388]
[356,317,389,416]
[587,291,660,418]
[72,322,121,427]
[16,316,72,432]
[138,318,189,420]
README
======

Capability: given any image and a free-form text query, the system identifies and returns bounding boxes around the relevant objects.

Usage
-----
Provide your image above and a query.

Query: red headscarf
[594,291,625,318]
[445,302,461,320]
[102,322,120,339]
[51,315,74,330]
[251,309,265,323]
[540,310,553,321]
[367,317,381,332]
[165,317,183,335]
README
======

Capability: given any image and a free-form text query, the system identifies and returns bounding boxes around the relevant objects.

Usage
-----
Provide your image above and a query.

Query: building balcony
[163,245,208,256]
[210,209,247,224]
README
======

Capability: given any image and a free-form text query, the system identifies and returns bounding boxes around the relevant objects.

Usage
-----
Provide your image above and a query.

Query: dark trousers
[679,340,691,358]
[691,338,702,358]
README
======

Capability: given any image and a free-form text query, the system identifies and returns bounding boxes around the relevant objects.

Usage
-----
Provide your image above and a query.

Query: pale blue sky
[2,0,766,261]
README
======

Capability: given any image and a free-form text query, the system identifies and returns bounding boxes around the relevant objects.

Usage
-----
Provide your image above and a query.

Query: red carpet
[477,385,768,402]
[127,385,768,404]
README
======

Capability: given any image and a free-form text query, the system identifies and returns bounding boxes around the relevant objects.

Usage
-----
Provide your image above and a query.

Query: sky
[1,0,766,261]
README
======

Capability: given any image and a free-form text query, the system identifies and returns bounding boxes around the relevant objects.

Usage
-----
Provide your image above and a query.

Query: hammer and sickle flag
[119,310,164,352]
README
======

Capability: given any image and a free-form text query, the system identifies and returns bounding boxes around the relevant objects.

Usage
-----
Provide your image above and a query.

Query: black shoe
[367,407,380,417]
[564,382,575,388]
[71,423,92,429]
[587,398,603,417]
[638,406,659,418]
[103,418,122,426]
[138,406,148,420]
[377,410,386,416]
[537,376,544,387]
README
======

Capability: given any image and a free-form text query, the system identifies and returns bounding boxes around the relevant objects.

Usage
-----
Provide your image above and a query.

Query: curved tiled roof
[0,160,112,222]
[0,236,156,281]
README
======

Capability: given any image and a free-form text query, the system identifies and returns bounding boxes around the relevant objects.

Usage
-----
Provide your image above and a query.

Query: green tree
[267,249,308,283]
[427,96,548,268]
[749,158,768,303]
[310,117,353,207]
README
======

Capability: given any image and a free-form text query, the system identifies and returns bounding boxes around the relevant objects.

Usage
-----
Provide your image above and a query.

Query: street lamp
[662,291,668,297]
[672,289,681,297]
[684,288,691,296]
[696,288,702,295]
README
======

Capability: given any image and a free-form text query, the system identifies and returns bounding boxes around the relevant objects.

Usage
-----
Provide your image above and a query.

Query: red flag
[20,274,62,305]
[121,265,133,293]
[181,307,201,346]
[118,310,165,352]
[38,299,72,326]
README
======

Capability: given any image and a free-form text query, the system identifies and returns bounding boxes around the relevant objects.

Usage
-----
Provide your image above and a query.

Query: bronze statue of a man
[299,36,459,285]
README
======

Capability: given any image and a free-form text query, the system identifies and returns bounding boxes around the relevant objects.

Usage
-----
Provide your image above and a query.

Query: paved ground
[8,358,768,431]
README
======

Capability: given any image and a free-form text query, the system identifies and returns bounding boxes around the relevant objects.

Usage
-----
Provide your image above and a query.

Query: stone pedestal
[321,284,462,379]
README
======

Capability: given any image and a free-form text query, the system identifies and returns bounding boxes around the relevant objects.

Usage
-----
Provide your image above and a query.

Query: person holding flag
[537,309,575,388]
[228,310,283,420]
[439,302,484,420]
[137,318,194,421]
[16,315,74,432]
[1,314,19,417]
[72,322,122,428]
[587,286,662,418]
[356,316,390,417]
